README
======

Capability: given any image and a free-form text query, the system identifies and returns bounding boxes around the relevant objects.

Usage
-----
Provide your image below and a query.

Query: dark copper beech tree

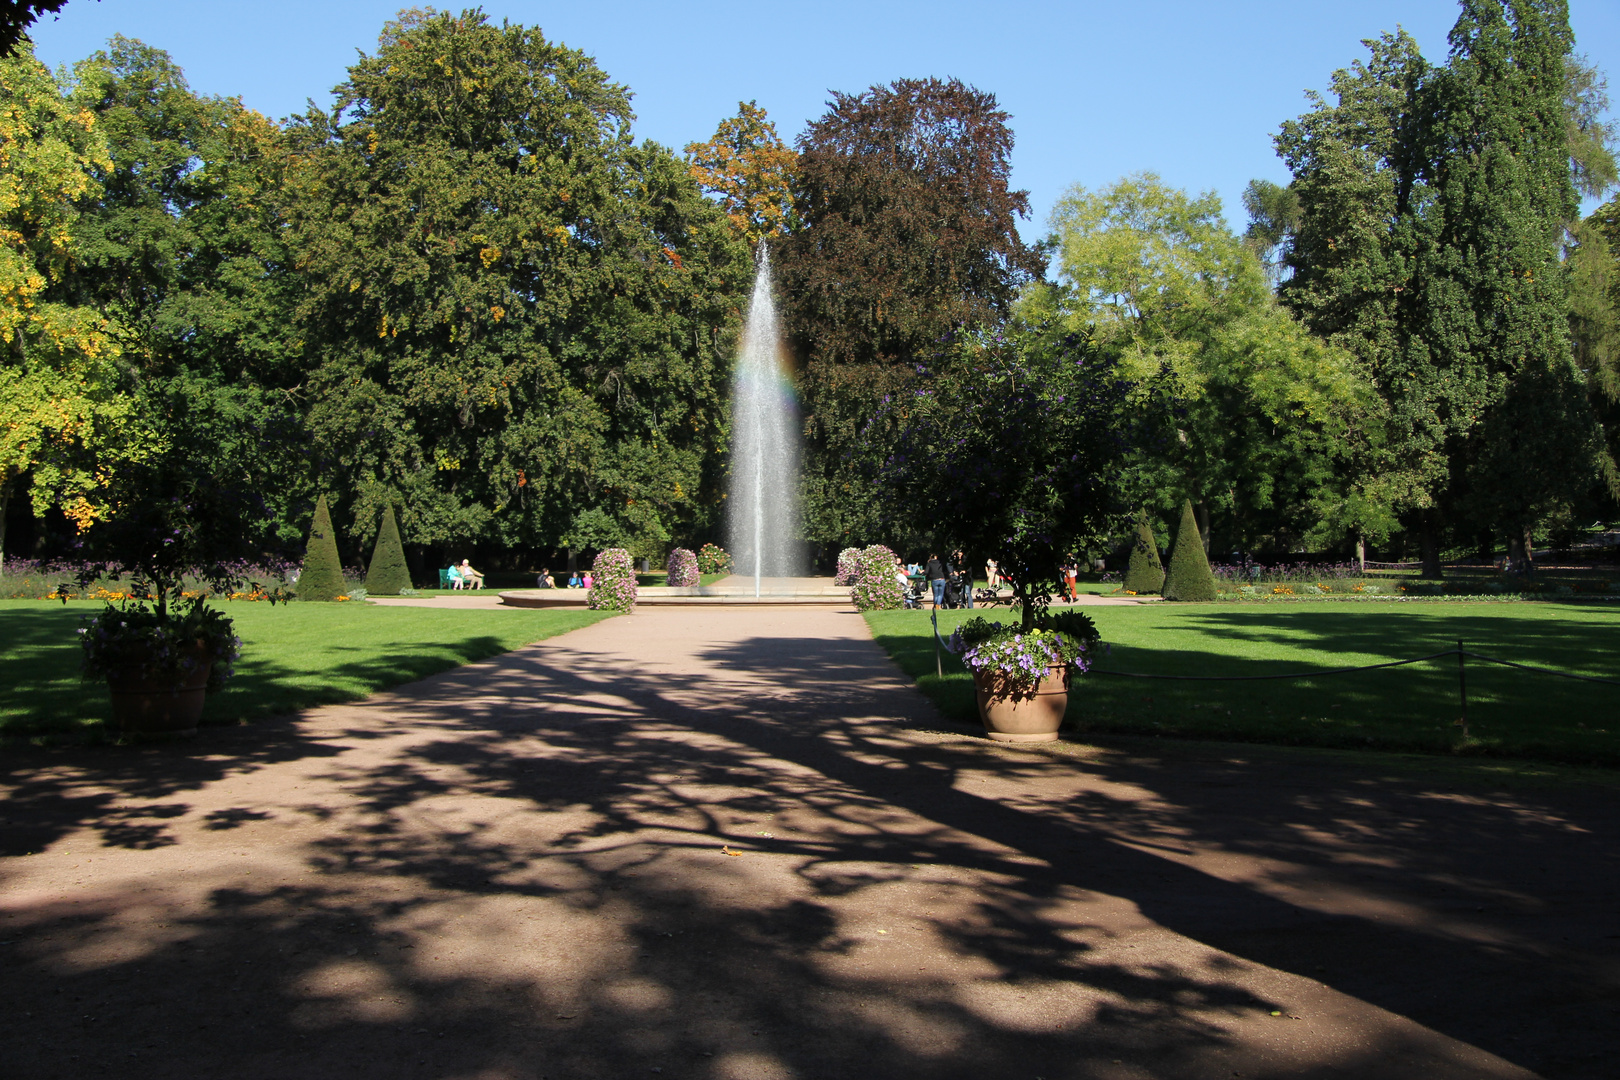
[776,77,1046,553]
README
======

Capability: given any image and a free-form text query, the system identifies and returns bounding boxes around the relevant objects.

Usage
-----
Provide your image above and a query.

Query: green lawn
[866,602,1620,766]
[0,600,612,741]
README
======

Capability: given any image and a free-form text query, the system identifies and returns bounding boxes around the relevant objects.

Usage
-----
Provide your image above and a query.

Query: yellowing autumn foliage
[0,45,138,562]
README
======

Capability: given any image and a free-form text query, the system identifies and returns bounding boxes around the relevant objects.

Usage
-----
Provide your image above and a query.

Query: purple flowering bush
[587,548,638,612]
[950,611,1101,695]
[666,547,699,587]
[850,544,904,611]
[697,543,732,576]
[834,547,861,586]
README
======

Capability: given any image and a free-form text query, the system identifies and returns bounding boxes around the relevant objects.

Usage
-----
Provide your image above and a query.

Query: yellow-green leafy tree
[0,43,135,568]
[1027,172,1378,554]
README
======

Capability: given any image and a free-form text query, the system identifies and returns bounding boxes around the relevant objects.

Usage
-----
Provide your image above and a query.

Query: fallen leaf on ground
[721,845,743,857]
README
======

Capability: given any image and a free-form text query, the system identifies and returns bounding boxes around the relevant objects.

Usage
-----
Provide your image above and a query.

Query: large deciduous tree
[288,9,749,562]
[1279,3,1609,573]
[1275,29,1442,565]
[1425,0,1601,571]
[777,77,1045,552]
[0,42,132,568]
[61,36,310,551]
[1030,173,1375,555]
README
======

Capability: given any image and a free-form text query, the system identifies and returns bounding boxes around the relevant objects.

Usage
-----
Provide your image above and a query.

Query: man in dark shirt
[953,549,974,609]
[925,553,948,608]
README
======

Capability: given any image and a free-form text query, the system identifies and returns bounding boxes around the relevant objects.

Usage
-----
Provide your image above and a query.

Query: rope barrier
[1087,647,1620,687]
[1462,650,1620,687]
[1089,650,1459,681]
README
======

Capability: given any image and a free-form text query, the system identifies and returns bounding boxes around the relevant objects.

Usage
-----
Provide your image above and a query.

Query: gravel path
[2,605,1615,1079]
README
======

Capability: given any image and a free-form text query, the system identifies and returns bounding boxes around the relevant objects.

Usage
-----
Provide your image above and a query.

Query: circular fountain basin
[499,576,850,609]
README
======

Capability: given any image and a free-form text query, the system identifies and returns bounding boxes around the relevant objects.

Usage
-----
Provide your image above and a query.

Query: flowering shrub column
[697,543,732,576]
[666,547,699,587]
[834,546,861,586]
[587,548,637,612]
[850,544,904,611]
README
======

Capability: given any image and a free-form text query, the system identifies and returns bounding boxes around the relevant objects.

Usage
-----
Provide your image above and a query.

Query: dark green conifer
[1122,511,1165,594]
[364,506,412,595]
[298,495,346,601]
[1162,499,1216,601]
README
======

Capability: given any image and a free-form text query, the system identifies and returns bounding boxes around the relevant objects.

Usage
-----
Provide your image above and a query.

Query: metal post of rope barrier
[1456,640,1469,739]
[933,609,943,678]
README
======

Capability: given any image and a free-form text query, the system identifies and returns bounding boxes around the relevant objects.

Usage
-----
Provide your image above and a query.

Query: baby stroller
[942,571,970,609]
[902,579,926,609]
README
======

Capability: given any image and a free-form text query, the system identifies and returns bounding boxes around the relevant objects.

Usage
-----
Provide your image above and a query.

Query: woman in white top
[985,558,1000,589]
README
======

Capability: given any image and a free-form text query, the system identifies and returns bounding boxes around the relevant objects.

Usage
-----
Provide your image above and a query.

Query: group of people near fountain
[895,550,979,610]
[894,551,1085,607]
[534,569,593,589]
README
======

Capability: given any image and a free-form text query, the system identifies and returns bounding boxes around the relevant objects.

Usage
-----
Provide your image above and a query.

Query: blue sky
[29,1,1620,241]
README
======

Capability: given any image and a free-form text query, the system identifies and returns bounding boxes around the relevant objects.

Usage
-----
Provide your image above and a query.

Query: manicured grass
[0,600,612,741]
[866,602,1620,766]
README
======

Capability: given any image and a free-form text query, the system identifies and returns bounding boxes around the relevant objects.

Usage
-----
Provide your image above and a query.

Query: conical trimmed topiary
[298,495,346,601]
[1162,498,1216,601]
[1122,510,1165,594]
[364,506,412,595]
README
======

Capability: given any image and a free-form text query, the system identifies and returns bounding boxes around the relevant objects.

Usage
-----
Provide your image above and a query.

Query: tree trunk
[1355,533,1365,574]
[1194,502,1211,553]
[1420,512,1443,579]
[566,548,577,575]
[1506,526,1535,575]
[0,475,10,575]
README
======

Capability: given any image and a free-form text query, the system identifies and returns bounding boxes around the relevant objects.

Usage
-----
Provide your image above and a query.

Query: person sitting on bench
[458,559,485,589]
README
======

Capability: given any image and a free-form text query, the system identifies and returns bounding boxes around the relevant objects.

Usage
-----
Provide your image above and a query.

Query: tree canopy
[7,2,1620,578]
[1029,173,1376,553]
[286,8,750,560]
[1276,3,1611,570]
[685,101,797,246]
[776,77,1045,552]
[0,42,131,566]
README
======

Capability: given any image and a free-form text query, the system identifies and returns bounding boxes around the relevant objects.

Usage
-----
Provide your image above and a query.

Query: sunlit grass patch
[866,602,1620,766]
[0,600,611,741]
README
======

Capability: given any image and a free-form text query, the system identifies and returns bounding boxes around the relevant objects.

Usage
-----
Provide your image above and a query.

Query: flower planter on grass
[951,610,1100,744]
[972,663,1070,742]
[107,640,214,738]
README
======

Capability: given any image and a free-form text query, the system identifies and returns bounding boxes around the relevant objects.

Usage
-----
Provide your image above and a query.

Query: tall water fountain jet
[727,245,803,595]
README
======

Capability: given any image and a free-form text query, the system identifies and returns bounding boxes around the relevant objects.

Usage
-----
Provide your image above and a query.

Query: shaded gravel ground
[1,605,1616,1079]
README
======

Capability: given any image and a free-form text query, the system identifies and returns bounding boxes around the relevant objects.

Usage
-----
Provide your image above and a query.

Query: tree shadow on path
[0,617,1614,1079]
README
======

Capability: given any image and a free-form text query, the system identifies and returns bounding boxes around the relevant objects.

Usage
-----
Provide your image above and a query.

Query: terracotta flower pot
[972,664,1071,742]
[106,641,214,738]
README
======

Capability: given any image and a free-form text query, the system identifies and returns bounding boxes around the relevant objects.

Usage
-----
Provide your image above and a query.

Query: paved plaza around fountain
[2,606,1615,1078]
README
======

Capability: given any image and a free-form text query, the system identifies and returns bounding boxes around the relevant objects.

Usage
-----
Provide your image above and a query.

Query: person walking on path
[1062,554,1079,603]
[925,552,948,609]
